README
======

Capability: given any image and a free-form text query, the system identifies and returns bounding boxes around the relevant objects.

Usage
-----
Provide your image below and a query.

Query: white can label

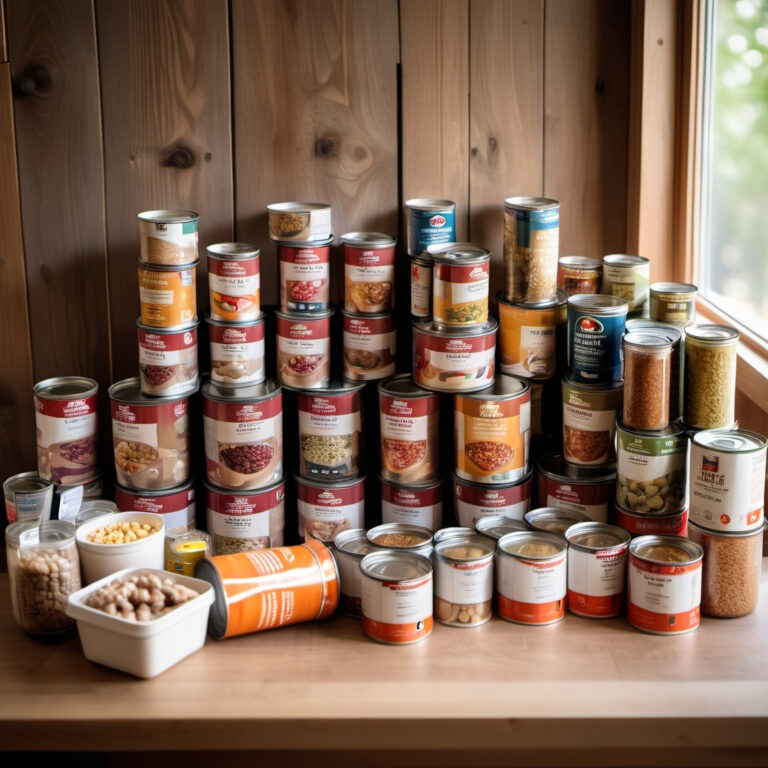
[382,500,442,530]
[207,505,275,552]
[297,500,363,540]
[361,572,432,643]
[455,499,529,526]
[545,494,608,522]
[497,554,566,605]
[434,557,493,605]
[203,413,280,466]
[628,560,701,631]
[113,419,159,449]
[567,546,627,616]
[336,550,363,603]
[209,272,260,297]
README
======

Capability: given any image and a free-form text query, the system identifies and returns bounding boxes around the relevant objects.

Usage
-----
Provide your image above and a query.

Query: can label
[381,482,442,530]
[115,484,196,532]
[613,505,688,536]
[433,262,490,326]
[210,321,266,386]
[454,476,532,527]
[138,326,198,396]
[297,480,365,542]
[138,265,196,328]
[140,218,198,265]
[434,556,493,606]
[567,545,627,617]
[537,476,611,522]
[209,256,260,322]
[278,244,330,311]
[344,246,396,313]
[496,552,566,624]
[561,381,622,465]
[407,208,455,254]
[411,259,432,317]
[380,392,440,482]
[603,262,650,312]
[362,572,433,643]
[343,314,396,381]
[276,315,331,388]
[335,548,366,617]
[498,301,562,379]
[567,310,626,383]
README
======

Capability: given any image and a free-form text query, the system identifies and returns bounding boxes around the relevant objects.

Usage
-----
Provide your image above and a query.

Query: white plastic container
[75,511,165,584]
[66,567,213,678]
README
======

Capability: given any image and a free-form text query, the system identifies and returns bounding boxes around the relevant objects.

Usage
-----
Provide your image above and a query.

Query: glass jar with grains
[622,331,672,431]
[557,256,602,297]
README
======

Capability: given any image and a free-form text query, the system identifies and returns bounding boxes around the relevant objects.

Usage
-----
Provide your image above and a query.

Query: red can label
[209,320,265,386]
[344,245,396,313]
[278,243,331,311]
[137,326,198,396]
[115,483,195,532]
[537,475,612,522]
[343,314,396,381]
[381,479,443,531]
[297,478,366,542]
[613,505,688,536]
[413,326,495,391]
[276,315,331,388]
[453,475,532,527]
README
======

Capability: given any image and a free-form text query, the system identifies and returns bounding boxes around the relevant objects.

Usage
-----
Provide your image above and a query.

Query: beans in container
[207,242,260,322]
[496,530,567,625]
[650,282,697,326]
[137,261,197,329]
[524,506,590,537]
[689,429,767,533]
[627,535,702,635]
[503,197,560,304]
[380,476,443,531]
[561,377,622,465]
[567,294,627,384]
[296,474,365,543]
[275,309,332,389]
[454,471,533,527]
[277,238,333,312]
[333,529,382,618]
[360,550,433,644]
[557,256,602,297]
[601,254,650,313]
[342,311,396,381]
[497,291,566,379]
[3,472,54,524]
[405,198,456,255]
[379,373,440,483]
[433,534,495,627]
[207,313,265,387]
[367,523,434,558]
[137,319,199,397]
[616,421,688,515]
[202,380,282,490]
[413,318,497,392]
[410,254,433,318]
[475,515,527,540]
[565,522,630,619]
[432,246,490,327]
[196,539,338,639]
[622,331,672,431]
[138,209,199,266]
[115,480,196,533]
[205,478,285,555]
[342,232,396,313]
[536,454,615,522]
[454,376,531,484]
[267,202,332,242]
[34,377,99,486]
[612,503,688,537]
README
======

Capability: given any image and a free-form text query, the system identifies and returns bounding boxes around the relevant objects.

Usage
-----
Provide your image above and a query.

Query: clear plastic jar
[622,331,672,431]
[6,520,81,634]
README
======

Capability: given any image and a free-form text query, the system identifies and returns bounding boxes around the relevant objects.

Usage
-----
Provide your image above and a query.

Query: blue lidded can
[405,199,456,256]
[567,294,628,383]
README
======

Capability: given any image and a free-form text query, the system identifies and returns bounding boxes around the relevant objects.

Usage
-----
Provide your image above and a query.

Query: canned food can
[410,254,433,318]
[207,313,266,387]
[277,238,333,312]
[137,319,199,397]
[475,515,527,540]
[207,242,261,322]
[196,538,339,639]
[649,282,697,326]
[267,202,332,242]
[622,331,673,431]
[380,476,443,531]
[342,311,396,381]
[601,254,651,313]
[297,474,366,543]
[567,294,628,383]
[138,209,199,266]
[524,506,591,537]
[332,528,382,618]
[432,246,490,328]
[557,256,602,296]
[275,309,333,389]
[612,503,689,537]
[433,526,474,543]
[536,454,615,522]
[367,522,434,558]
[342,232,396,313]
[3,472,54,524]
[137,261,197,329]
[115,480,196,533]
[405,198,456,256]
[454,471,533,527]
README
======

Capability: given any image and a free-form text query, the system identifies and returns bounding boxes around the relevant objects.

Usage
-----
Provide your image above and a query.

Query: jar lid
[685,324,739,345]
[623,330,674,352]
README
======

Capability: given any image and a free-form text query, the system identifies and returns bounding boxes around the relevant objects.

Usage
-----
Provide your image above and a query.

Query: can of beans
[296,474,366,543]
[207,313,266,387]
[601,254,651,314]
[454,376,531,483]
[627,535,702,634]
[342,311,396,381]
[496,530,567,625]
[567,294,628,383]
[275,309,333,389]
[137,319,199,397]
[565,521,630,618]
[360,550,433,644]
[3,472,54,524]
[405,198,456,255]
[524,506,591,537]
[207,242,261,322]
[137,261,197,329]
[536,454,615,522]
[380,477,443,531]
[298,381,364,479]
[277,237,333,312]
[612,503,689,537]
[367,523,434,557]
[379,374,440,483]
[432,246,490,328]
[115,480,196,533]
[342,232,396,313]
[332,529,382,618]
[689,429,767,533]
[557,256,602,297]
[196,538,338,639]
[267,202,332,242]
[34,376,99,485]
[650,282,697,326]
[475,515,527,541]
[453,471,533,527]
[138,209,199,266]
[410,254,433,318]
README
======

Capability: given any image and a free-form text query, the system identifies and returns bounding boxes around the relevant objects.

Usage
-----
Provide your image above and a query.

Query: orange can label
[138,265,197,328]
[497,594,565,624]
[498,299,564,379]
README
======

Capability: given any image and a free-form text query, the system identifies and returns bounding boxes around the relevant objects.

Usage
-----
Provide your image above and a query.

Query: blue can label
[408,208,456,254]
[568,312,626,383]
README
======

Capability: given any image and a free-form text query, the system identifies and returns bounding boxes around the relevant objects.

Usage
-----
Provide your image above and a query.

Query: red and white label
[537,476,611,522]
[278,246,330,284]
[361,572,433,644]
[381,481,443,530]
[299,392,361,436]
[115,484,195,532]
[614,506,688,536]
[413,327,495,391]
[296,479,365,539]
[453,476,532,527]
[496,551,566,624]
[567,545,627,618]
[138,326,197,364]
[411,261,432,317]
[208,255,259,278]
[210,321,265,385]
[433,262,490,305]
[345,245,395,286]
[434,555,493,606]
[277,316,331,362]
[380,393,438,443]
[111,398,188,450]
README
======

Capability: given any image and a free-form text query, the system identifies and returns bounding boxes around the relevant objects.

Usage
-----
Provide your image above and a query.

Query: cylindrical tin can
[405,198,456,255]
[342,311,396,381]
[433,534,495,627]
[616,421,688,515]
[503,197,560,304]
[454,471,533,527]
[108,378,191,491]
[627,535,702,634]
[207,242,261,322]
[205,478,285,555]
[475,515,527,540]
[689,429,767,533]
[410,254,433,318]
[524,506,591,537]
[380,476,443,531]
[360,550,433,644]
[298,381,364,479]
[612,503,689,537]
[367,522,434,558]
[536,454,615,522]
[115,480,196,533]
[277,237,333,312]
[650,282,697,326]
[296,474,366,542]
[201,379,282,490]
[3,473,54,524]
[33,376,99,485]
[332,529,382,618]
[565,521,630,618]
[137,261,197,329]
[196,539,339,639]
[342,232,396,313]
[433,526,474,543]
[267,202,332,242]
[567,294,628,383]
[137,319,199,397]
[432,246,490,328]
[138,209,199,266]
[601,254,651,313]
[379,374,440,483]
[275,309,333,389]
[207,313,266,387]
[622,331,673,431]
[454,376,531,483]
[496,530,567,625]
[557,256,602,297]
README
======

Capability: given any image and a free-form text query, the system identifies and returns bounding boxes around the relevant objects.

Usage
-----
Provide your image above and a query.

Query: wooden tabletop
[2,566,768,766]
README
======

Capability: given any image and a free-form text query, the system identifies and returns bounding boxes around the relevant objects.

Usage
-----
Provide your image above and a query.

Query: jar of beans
[6,520,81,635]
[622,331,672,431]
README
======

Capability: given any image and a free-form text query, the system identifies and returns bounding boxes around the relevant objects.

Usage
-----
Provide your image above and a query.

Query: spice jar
[684,324,739,429]
[557,256,601,296]
[6,520,81,634]
[622,331,672,431]
[687,521,762,618]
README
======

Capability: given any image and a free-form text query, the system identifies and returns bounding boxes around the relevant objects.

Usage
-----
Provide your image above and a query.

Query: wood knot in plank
[12,65,51,98]
[161,146,196,169]
[315,136,339,159]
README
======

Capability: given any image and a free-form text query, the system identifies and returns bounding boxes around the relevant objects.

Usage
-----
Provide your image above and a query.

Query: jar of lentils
[6,520,81,634]
[557,256,602,297]
[622,331,672,431]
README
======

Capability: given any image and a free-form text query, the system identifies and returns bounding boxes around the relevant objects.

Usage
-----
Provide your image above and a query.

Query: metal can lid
[275,235,335,247]
[378,373,437,399]
[116,478,195,498]
[204,310,264,329]
[456,373,530,401]
[537,454,617,485]
[504,196,560,211]
[565,521,630,552]
[379,475,443,492]
[567,293,629,316]
[692,428,767,454]
[34,376,99,400]
[524,507,591,536]
[367,523,433,550]
[203,475,285,498]
[433,526,475,543]
[297,378,365,397]
[76,501,118,526]
[3,472,53,494]
[561,374,624,395]
[498,530,567,558]
[630,534,702,564]
[137,316,200,333]
[625,318,682,343]
[333,528,381,556]
[650,282,698,298]
[405,198,456,212]
[137,259,199,271]
[275,308,335,322]
[200,378,279,405]
[360,550,433,582]
[623,330,674,352]
[294,473,366,491]
[431,246,491,267]
[558,255,602,271]
[109,376,197,404]
[603,254,651,268]
[138,209,199,224]
[427,242,485,257]
[475,515,527,540]
[496,289,567,311]
[340,232,396,248]
[454,468,534,492]
[207,242,260,259]
[434,534,495,563]
[267,201,331,213]
[413,316,498,338]
[616,420,687,441]
[685,323,739,345]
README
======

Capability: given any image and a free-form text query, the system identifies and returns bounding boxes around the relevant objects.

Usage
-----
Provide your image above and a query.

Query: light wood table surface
[1,565,767,766]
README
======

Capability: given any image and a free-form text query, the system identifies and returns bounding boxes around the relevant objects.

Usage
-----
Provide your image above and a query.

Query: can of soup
[207,313,266,387]
[277,238,333,312]
[342,311,396,381]
[536,454,615,522]
[137,261,197,329]
[343,232,396,313]
[567,294,628,383]
[405,199,456,255]
[453,471,533,527]
[601,254,651,314]
[561,377,622,465]
[207,242,261,322]
[275,309,333,389]
[296,474,366,543]
[137,320,199,397]
[138,209,199,265]
[267,202,332,242]
[432,246,490,328]
[380,476,443,531]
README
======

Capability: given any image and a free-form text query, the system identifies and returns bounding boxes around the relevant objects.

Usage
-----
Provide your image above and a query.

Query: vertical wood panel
[97,0,234,382]
[469,0,544,295]
[0,0,7,62]
[544,0,630,258]
[232,0,399,307]
[400,0,469,240]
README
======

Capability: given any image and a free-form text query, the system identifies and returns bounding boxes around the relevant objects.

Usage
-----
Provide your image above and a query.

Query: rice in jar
[343,232,396,313]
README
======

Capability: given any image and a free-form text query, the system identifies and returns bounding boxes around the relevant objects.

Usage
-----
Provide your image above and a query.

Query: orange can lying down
[195,539,339,639]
